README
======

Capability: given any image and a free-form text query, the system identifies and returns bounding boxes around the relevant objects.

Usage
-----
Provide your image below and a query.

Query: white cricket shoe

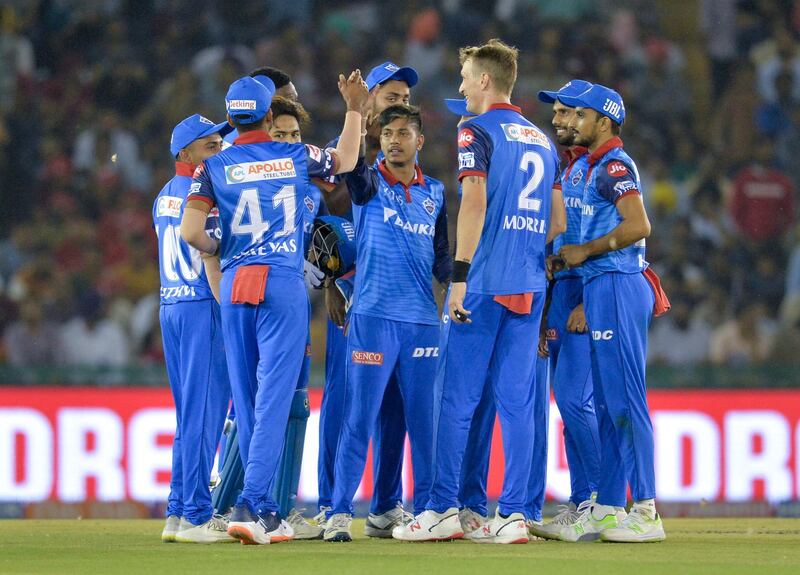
[470,511,529,544]
[161,515,181,543]
[559,504,627,542]
[227,505,270,545]
[286,508,323,540]
[314,506,331,530]
[175,515,235,544]
[459,508,488,540]
[391,508,464,542]
[530,498,593,540]
[600,505,666,543]
[324,513,353,542]
[261,512,294,543]
[526,520,544,541]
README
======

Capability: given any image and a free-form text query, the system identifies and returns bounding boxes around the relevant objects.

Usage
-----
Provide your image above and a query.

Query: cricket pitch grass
[1,518,798,574]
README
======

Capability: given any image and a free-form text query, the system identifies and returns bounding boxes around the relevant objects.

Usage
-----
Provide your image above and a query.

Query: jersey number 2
[518,151,544,212]
[231,185,297,243]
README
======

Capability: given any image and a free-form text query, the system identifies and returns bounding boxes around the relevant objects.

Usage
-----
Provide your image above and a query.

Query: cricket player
[394,39,560,544]
[181,71,368,545]
[316,61,421,538]
[155,114,232,544]
[529,79,602,540]
[323,104,451,542]
[557,83,668,543]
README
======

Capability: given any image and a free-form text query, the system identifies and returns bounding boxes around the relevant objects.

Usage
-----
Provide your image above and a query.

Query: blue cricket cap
[365,61,419,91]
[537,79,594,104]
[251,74,277,95]
[170,114,231,157]
[444,98,475,117]
[225,76,275,125]
[558,83,626,124]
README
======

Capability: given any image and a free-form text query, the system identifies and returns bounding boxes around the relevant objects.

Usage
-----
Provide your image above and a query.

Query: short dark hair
[378,104,423,133]
[270,96,310,127]
[250,67,291,90]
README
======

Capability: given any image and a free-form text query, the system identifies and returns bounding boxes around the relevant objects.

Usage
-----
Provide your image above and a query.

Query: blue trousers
[331,313,438,515]
[548,277,600,504]
[428,291,544,516]
[457,381,495,517]
[220,267,308,514]
[317,318,404,513]
[525,354,551,521]
[584,272,655,507]
[161,299,230,525]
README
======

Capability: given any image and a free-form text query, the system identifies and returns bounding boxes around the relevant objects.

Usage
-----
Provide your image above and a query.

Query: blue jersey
[153,162,218,304]
[579,137,648,279]
[553,147,589,281]
[344,159,450,325]
[456,104,560,295]
[302,183,328,254]
[189,131,338,273]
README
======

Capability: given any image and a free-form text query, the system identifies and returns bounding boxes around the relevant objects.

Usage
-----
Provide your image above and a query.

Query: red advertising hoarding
[1,388,798,503]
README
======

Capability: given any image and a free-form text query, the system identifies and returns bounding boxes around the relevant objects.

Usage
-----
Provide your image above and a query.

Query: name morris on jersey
[383,207,435,236]
[502,214,547,234]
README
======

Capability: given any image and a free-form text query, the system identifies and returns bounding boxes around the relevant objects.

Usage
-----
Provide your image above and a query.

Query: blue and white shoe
[227,505,270,545]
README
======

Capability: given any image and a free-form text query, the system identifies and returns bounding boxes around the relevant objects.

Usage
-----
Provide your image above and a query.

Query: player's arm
[343,155,379,205]
[449,175,486,323]
[181,165,220,256]
[203,255,222,303]
[331,70,369,174]
[432,194,452,285]
[547,185,566,244]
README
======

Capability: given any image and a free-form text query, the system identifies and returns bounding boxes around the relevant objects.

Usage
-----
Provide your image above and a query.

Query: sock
[633,499,656,519]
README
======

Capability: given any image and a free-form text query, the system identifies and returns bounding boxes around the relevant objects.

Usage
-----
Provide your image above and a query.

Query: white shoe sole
[161,533,177,543]
[174,534,235,544]
[529,523,566,541]
[472,533,528,544]
[601,529,666,543]
[227,522,270,545]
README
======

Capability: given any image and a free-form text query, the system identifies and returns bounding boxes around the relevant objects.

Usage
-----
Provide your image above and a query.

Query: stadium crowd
[0,0,798,370]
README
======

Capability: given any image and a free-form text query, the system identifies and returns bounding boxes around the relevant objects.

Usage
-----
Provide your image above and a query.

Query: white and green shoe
[558,504,626,542]
[601,506,666,543]
[531,497,594,540]
[161,515,181,543]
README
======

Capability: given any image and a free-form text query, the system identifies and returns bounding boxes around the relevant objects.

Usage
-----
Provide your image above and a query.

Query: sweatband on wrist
[452,260,471,283]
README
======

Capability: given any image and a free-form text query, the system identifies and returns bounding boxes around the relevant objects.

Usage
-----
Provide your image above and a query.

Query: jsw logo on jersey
[224,159,297,184]
[231,239,298,261]
[502,214,546,234]
[383,207,435,237]
[412,347,439,358]
[592,330,614,341]
[501,123,552,150]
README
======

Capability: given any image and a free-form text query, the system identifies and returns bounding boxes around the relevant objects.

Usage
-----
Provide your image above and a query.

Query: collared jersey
[579,137,648,279]
[190,131,337,273]
[344,159,450,325]
[554,147,589,280]
[153,162,218,304]
[456,104,560,295]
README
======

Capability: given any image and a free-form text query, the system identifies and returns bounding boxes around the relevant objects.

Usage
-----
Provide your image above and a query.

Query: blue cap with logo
[444,98,475,117]
[537,79,594,105]
[365,61,419,91]
[557,83,626,124]
[225,76,275,125]
[170,114,231,157]
[251,74,277,95]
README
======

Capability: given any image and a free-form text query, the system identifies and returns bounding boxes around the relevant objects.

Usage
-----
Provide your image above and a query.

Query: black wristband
[452,260,471,283]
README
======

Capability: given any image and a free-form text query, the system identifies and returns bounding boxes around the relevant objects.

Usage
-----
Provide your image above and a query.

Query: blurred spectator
[3,300,61,366]
[648,300,712,365]
[753,25,800,103]
[0,6,34,112]
[59,291,130,366]
[729,140,795,244]
[710,302,776,365]
[701,0,738,97]
[755,69,798,136]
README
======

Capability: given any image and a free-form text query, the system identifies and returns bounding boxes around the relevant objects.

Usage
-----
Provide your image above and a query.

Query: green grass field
[1,518,798,574]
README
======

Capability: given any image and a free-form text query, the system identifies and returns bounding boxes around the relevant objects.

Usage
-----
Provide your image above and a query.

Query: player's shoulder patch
[606,160,628,178]
[306,144,323,162]
[458,127,475,148]
[193,163,205,178]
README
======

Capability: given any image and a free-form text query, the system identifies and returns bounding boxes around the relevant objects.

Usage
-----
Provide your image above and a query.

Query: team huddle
[153,38,670,547]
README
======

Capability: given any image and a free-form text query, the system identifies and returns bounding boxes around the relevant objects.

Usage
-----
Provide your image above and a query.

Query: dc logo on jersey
[304,196,315,213]
[592,330,614,341]
[306,145,322,163]
[606,161,628,177]
[157,196,183,218]
[459,152,475,169]
[422,197,436,216]
[458,128,475,147]
[571,169,583,186]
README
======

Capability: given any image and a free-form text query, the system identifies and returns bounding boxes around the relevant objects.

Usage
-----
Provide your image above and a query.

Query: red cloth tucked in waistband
[643,267,670,317]
[231,265,269,305]
[493,292,533,315]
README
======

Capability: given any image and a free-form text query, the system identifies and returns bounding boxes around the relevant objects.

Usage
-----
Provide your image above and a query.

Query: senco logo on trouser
[412,347,439,358]
[352,351,384,366]
[592,330,614,341]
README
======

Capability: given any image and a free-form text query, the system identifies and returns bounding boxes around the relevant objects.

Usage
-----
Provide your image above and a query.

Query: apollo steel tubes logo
[224,159,297,184]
